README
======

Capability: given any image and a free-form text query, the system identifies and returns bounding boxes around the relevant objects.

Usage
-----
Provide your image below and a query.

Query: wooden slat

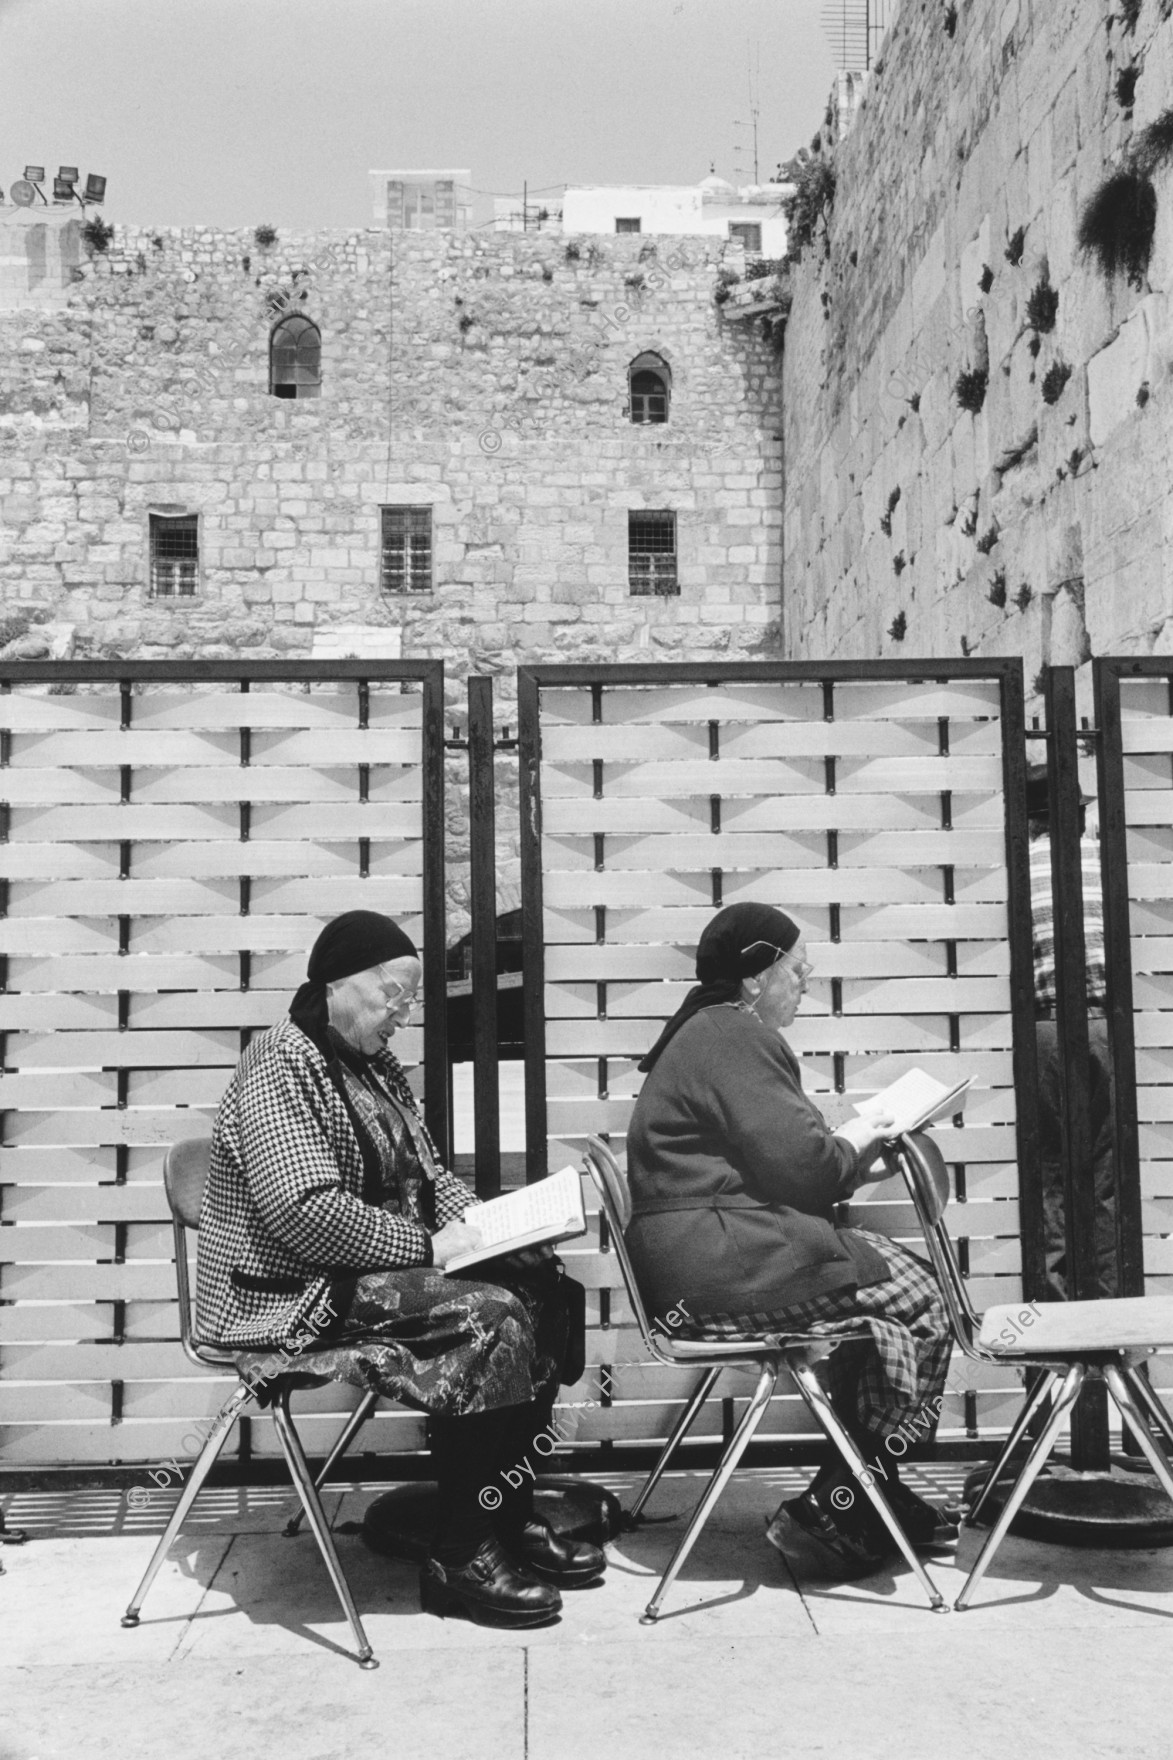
[6,954,239,991]
[3,1109,214,1149]
[2,1184,169,1223]
[9,730,239,765]
[7,879,239,916]
[9,805,239,841]
[4,1029,239,1069]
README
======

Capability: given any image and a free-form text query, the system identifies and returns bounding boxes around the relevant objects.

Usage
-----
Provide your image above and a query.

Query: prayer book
[851,1068,972,1136]
[443,1165,587,1274]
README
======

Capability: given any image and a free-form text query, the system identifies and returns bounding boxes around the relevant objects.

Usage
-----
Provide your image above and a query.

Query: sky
[0,0,838,231]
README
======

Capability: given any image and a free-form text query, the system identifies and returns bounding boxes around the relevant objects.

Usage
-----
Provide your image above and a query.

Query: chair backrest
[884,1130,982,1354]
[164,1137,213,1360]
[582,1135,665,1357]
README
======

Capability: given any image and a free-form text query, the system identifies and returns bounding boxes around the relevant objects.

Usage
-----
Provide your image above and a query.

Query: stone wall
[0,225,781,930]
[781,0,1173,705]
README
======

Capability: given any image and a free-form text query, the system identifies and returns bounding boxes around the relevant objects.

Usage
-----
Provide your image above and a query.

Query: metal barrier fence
[518,660,1040,1454]
[0,661,446,1468]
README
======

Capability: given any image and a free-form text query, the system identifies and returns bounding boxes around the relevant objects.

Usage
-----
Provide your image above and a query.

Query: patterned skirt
[684,1230,952,1444]
[234,1260,577,1420]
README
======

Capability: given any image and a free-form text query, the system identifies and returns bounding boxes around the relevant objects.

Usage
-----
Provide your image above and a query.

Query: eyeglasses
[741,940,813,981]
[374,965,421,1012]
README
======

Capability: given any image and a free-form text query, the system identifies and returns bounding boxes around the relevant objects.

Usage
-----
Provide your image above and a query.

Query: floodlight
[84,174,106,204]
[53,177,74,201]
[23,166,45,183]
[57,166,78,185]
[9,181,37,207]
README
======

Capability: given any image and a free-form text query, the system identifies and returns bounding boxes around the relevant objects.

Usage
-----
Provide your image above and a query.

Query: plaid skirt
[233,1261,574,1421]
[684,1230,952,1444]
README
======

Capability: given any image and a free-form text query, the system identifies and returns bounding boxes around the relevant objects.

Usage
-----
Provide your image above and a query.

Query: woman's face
[744,939,811,1033]
[326,955,421,1055]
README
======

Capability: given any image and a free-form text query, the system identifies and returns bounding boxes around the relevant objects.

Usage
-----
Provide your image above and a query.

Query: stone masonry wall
[0,226,782,931]
[781,0,1173,708]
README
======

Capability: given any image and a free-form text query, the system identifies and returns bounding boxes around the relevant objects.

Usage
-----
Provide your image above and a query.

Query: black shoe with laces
[420,1536,562,1628]
[765,1488,891,1581]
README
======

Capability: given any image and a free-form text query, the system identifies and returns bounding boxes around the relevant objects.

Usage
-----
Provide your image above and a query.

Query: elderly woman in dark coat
[197,909,603,1628]
[625,901,956,1580]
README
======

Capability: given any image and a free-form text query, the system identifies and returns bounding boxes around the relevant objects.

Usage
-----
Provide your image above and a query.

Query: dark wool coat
[195,1017,473,1350]
[625,1006,888,1318]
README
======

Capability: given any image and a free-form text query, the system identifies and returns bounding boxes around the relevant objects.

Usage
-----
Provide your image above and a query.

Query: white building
[561,174,791,256]
[369,170,473,231]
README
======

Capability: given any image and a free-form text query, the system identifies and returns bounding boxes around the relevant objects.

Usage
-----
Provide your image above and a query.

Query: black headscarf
[289,910,418,1054]
[638,901,801,1073]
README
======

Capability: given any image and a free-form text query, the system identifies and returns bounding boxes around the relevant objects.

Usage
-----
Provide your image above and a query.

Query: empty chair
[886,1128,1173,1610]
[582,1135,947,1620]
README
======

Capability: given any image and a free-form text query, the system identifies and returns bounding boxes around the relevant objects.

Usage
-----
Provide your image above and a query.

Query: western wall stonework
[782,0,1173,701]
[0,226,780,929]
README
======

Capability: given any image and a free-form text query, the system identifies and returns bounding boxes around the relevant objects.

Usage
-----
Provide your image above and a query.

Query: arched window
[270,315,321,399]
[628,352,670,424]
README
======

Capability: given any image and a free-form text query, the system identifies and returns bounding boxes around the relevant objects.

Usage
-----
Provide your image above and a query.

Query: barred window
[381,505,433,593]
[615,216,641,234]
[628,510,678,596]
[728,221,762,252]
[149,513,199,598]
[270,315,321,399]
[629,351,671,424]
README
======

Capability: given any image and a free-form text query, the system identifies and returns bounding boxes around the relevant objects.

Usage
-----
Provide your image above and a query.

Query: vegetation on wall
[781,153,836,260]
[954,366,988,412]
[1077,167,1157,287]
[1041,360,1072,404]
[1005,226,1026,267]
[987,570,1007,608]
[253,224,278,248]
[82,216,114,254]
[888,611,907,641]
[1024,271,1059,332]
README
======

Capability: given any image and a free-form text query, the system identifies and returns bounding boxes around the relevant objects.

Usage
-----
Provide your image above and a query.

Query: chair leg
[627,1367,722,1525]
[269,1385,378,1669]
[966,1369,1058,1528]
[1105,1366,1173,1507]
[640,1360,779,1624]
[789,1360,947,1613]
[1116,1362,1173,1453]
[954,1362,1085,1612]
[122,1381,253,1628]
[283,1389,380,1538]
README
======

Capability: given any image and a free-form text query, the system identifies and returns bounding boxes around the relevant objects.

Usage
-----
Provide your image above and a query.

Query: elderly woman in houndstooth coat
[196,909,603,1629]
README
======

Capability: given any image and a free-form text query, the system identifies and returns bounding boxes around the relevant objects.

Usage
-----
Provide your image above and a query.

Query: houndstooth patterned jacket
[195,1016,474,1350]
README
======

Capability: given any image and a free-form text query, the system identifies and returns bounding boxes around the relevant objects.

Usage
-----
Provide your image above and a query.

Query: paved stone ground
[4,1465,1173,1760]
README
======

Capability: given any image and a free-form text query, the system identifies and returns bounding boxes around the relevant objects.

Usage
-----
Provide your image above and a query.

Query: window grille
[381,506,433,593]
[615,217,642,234]
[270,315,321,399]
[149,514,199,598]
[728,222,763,252]
[629,361,670,424]
[628,510,678,596]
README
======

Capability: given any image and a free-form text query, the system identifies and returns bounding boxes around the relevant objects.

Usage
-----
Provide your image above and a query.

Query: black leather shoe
[765,1490,891,1581]
[419,1537,562,1628]
[884,1482,961,1552]
[511,1518,607,1587]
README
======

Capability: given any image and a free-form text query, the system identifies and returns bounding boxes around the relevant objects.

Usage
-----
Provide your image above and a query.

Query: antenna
[732,39,761,185]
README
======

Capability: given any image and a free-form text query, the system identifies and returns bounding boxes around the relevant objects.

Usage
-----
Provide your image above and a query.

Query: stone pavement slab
[4,1467,1173,1760]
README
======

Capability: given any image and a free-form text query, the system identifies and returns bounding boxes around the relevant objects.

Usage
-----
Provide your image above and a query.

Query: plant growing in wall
[976,524,1000,554]
[979,264,994,294]
[82,216,114,253]
[1116,65,1140,112]
[955,366,988,412]
[1013,583,1034,611]
[987,569,1007,607]
[254,224,278,248]
[1133,108,1173,175]
[893,552,907,575]
[1041,360,1073,404]
[713,267,741,305]
[1025,271,1059,332]
[1005,226,1026,267]
[943,4,958,36]
[1137,380,1151,407]
[888,611,907,641]
[1077,168,1157,287]
[564,241,581,262]
[1119,0,1142,30]
[781,153,836,260]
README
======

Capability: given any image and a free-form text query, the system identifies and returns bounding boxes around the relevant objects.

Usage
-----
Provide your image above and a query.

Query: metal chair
[886,1128,1173,1610]
[120,1138,379,1668]
[581,1135,947,1619]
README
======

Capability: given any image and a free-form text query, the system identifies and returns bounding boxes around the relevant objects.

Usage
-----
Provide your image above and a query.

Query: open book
[443,1165,587,1275]
[852,1068,972,1137]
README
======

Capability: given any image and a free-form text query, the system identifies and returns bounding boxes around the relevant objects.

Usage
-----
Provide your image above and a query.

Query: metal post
[467,676,502,1198]
[517,667,548,1184]
[1046,665,1109,1467]
[420,663,450,1165]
